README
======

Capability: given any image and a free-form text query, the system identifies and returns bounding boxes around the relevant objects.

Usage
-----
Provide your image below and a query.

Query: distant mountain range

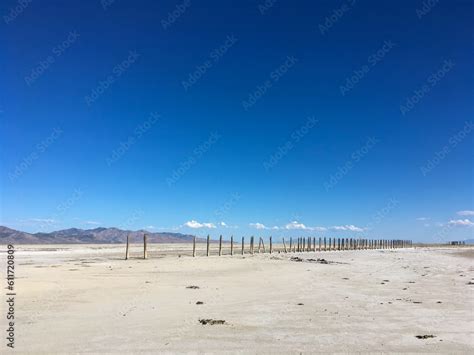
[0,226,199,244]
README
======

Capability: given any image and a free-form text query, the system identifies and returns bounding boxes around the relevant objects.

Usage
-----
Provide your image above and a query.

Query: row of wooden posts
[125,235,413,260]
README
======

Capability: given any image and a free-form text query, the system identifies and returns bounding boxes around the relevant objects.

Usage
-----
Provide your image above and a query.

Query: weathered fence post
[251,236,254,255]
[219,235,223,256]
[303,238,306,252]
[143,234,148,260]
[289,237,293,252]
[206,235,210,256]
[230,236,234,256]
[283,238,288,253]
[125,234,130,260]
[193,236,196,257]
[241,237,244,255]
[270,236,273,254]
[324,237,327,251]
[319,237,322,251]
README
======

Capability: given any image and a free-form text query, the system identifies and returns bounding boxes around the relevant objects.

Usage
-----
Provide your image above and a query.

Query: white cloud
[330,225,365,232]
[184,220,216,229]
[416,217,430,221]
[84,220,101,225]
[249,222,267,230]
[457,210,474,216]
[447,219,474,227]
[28,218,57,224]
[249,221,359,232]
[143,225,156,230]
[284,221,327,231]
[285,221,308,230]
[220,221,227,227]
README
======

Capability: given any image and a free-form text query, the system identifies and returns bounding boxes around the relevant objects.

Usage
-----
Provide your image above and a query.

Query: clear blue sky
[1,0,473,242]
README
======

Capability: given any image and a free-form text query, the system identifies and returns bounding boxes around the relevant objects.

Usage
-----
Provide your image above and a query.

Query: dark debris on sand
[199,319,226,325]
[290,257,333,264]
[415,335,436,339]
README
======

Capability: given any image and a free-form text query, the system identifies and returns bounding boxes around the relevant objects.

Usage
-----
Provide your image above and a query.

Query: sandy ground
[1,244,473,354]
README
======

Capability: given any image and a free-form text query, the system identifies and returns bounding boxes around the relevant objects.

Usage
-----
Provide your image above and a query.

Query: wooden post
[319,237,321,251]
[125,234,130,260]
[258,237,262,253]
[206,235,210,256]
[241,237,244,255]
[303,238,306,252]
[270,236,273,254]
[289,237,293,252]
[324,237,326,251]
[230,236,234,256]
[193,236,196,257]
[219,235,223,256]
[143,234,148,260]
[251,236,254,255]
[313,237,316,252]
[283,238,287,253]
